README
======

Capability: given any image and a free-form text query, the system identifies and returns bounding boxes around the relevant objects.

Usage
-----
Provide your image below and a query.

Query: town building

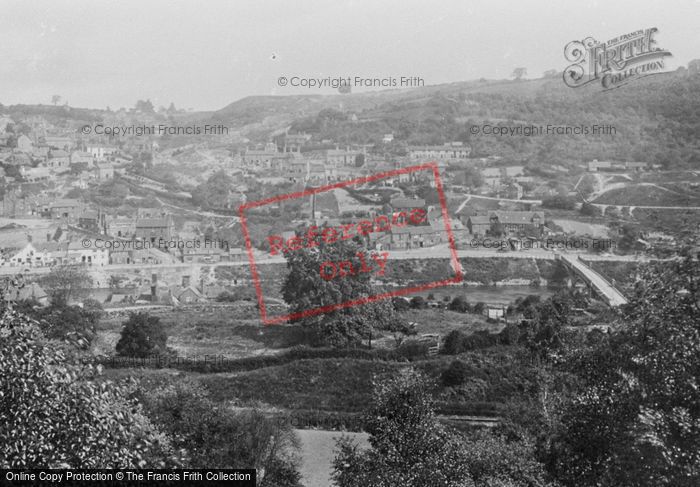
[467,211,545,236]
[134,217,174,243]
[408,143,471,161]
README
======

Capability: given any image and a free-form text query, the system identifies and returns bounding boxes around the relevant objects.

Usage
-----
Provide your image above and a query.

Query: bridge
[557,253,628,307]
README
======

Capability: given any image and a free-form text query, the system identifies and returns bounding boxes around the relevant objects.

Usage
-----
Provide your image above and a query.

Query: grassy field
[94,303,308,358]
[104,343,539,422]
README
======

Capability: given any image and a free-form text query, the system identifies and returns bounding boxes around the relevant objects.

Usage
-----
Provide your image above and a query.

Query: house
[6,242,52,267]
[382,133,394,143]
[5,239,107,267]
[287,160,309,183]
[467,211,545,236]
[109,247,164,265]
[16,135,33,153]
[587,160,612,172]
[390,197,426,211]
[503,166,525,178]
[625,161,648,171]
[54,241,109,267]
[78,209,104,233]
[182,246,226,263]
[380,225,442,250]
[242,142,279,168]
[135,217,173,243]
[408,143,471,161]
[325,148,360,167]
[70,151,93,165]
[4,151,32,167]
[86,144,118,161]
[19,166,51,182]
[227,248,246,262]
[307,162,327,184]
[49,199,82,221]
[95,162,115,180]
[483,305,506,320]
[43,136,73,151]
[175,286,207,304]
[46,150,71,169]
[283,133,311,152]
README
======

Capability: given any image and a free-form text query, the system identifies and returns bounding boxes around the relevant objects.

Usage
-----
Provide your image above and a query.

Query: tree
[192,170,234,209]
[512,67,528,80]
[542,195,577,211]
[135,99,155,113]
[139,380,302,484]
[441,359,471,386]
[460,167,484,189]
[410,295,427,309]
[333,369,555,487]
[32,300,102,349]
[41,264,93,305]
[332,369,473,486]
[116,312,167,357]
[449,295,471,313]
[0,308,173,468]
[281,237,399,347]
[51,95,62,106]
[547,258,700,486]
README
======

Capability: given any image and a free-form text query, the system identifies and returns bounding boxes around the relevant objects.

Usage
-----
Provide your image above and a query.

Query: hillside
[208,69,700,170]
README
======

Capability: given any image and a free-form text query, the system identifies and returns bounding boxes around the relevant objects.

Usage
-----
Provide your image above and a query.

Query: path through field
[294,429,370,487]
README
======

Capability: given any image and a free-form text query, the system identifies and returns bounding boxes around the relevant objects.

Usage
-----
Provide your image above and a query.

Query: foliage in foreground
[333,368,556,487]
[546,258,700,486]
[138,380,303,486]
[0,309,173,468]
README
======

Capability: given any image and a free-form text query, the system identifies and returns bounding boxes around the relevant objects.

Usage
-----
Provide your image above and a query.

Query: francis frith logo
[564,28,672,90]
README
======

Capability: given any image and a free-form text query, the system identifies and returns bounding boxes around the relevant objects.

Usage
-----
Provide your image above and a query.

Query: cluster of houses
[586,160,654,172]
[0,201,245,268]
[0,114,134,186]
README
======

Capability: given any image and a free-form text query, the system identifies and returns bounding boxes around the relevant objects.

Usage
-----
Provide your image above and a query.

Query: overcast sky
[1,0,699,111]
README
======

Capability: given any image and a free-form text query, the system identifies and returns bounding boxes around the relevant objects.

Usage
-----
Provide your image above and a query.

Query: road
[455,194,543,214]
[558,253,628,306]
[0,246,660,277]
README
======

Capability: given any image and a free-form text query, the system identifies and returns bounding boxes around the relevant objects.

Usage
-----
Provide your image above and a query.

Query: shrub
[410,296,427,309]
[116,312,167,357]
[448,295,471,313]
[441,359,471,387]
[0,309,173,468]
[392,340,430,360]
[392,297,410,311]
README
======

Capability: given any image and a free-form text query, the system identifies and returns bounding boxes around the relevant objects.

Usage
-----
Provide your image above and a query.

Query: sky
[1,0,699,111]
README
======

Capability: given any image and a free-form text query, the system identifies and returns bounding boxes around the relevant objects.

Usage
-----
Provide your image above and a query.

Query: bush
[410,296,427,309]
[392,340,430,360]
[441,359,471,387]
[441,329,501,354]
[0,309,173,468]
[448,295,471,313]
[542,195,577,210]
[116,312,168,358]
[392,297,410,311]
